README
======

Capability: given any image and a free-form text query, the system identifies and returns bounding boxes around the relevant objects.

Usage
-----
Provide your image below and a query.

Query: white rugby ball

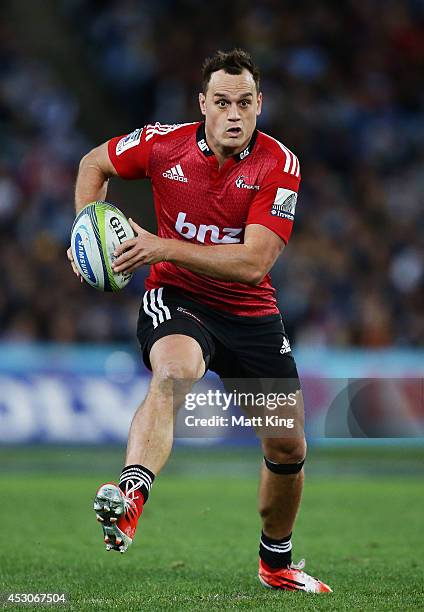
[71,201,135,291]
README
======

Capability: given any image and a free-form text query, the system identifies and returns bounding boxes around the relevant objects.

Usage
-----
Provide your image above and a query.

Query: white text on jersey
[175,212,242,244]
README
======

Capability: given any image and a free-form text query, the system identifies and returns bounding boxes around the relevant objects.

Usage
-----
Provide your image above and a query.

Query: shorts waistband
[146,286,282,326]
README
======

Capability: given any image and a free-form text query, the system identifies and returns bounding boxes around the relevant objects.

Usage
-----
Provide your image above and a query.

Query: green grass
[1,447,423,610]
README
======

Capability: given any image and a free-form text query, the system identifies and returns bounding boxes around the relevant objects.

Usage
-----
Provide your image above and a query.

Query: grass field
[1,445,423,611]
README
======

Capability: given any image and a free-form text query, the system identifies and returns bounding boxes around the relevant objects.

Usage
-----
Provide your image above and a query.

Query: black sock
[119,464,155,503]
[259,530,292,568]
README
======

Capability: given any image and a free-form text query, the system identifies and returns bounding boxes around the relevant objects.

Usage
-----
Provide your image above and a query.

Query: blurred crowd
[1,0,423,346]
[0,9,144,344]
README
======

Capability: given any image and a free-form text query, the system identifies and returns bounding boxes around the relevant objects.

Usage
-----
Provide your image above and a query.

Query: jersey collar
[196,122,257,162]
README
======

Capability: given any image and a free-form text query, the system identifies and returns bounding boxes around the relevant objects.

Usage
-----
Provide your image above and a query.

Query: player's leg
[257,387,306,564]
[94,288,215,552]
[95,333,205,553]
[257,430,330,591]
[259,425,306,541]
[256,395,331,592]
[208,314,331,591]
[125,333,205,474]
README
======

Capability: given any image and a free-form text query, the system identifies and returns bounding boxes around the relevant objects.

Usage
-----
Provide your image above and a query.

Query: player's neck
[205,128,250,169]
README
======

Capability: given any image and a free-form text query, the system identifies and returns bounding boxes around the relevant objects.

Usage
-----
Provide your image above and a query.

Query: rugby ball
[71,201,135,291]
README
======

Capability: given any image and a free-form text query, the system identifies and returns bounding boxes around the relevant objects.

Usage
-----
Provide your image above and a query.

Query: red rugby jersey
[108,122,301,316]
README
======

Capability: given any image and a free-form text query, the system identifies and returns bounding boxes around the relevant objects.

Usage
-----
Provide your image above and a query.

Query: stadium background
[0,0,423,609]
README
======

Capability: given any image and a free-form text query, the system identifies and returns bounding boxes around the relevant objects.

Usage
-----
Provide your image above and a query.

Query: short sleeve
[108,127,153,180]
[246,166,301,244]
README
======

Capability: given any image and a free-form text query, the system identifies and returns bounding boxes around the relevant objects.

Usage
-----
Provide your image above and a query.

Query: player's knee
[262,437,307,466]
[154,359,200,382]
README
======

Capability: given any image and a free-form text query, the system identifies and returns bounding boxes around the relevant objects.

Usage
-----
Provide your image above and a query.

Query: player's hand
[67,246,83,282]
[112,218,168,273]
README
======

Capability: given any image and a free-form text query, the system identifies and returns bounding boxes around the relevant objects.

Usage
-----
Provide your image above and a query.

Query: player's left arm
[112,220,284,285]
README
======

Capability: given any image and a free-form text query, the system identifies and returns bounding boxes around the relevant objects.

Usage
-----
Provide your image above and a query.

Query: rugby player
[68,49,331,593]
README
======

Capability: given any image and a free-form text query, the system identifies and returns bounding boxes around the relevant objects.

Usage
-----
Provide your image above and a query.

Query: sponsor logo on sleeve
[270,188,297,220]
[116,128,143,155]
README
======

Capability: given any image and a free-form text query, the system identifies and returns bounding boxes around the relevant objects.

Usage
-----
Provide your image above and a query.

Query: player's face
[199,69,262,157]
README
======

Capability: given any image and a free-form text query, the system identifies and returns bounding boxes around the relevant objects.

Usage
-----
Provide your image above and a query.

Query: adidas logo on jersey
[280,337,291,354]
[162,164,188,182]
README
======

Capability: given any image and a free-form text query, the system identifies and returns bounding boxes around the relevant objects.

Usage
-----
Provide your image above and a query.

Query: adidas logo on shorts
[280,337,291,354]
[162,164,188,182]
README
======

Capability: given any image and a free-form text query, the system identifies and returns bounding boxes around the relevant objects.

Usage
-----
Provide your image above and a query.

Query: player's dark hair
[202,49,260,93]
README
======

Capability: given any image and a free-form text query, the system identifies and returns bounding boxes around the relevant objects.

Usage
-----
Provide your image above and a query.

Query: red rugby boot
[258,558,332,593]
[93,483,143,553]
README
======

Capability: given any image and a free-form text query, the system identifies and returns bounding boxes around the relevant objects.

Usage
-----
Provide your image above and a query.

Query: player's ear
[199,92,206,116]
[256,92,263,117]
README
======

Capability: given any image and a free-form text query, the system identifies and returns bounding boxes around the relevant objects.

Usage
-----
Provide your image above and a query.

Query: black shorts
[137,286,300,389]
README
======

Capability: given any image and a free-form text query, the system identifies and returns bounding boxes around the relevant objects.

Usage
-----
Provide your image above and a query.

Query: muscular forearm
[165,239,263,285]
[112,221,284,285]
[75,151,111,213]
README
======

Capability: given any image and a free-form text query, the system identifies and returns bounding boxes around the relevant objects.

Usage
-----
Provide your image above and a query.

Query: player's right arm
[67,142,118,278]
[75,125,152,213]
[74,142,118,213]
[68,127,151,278]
